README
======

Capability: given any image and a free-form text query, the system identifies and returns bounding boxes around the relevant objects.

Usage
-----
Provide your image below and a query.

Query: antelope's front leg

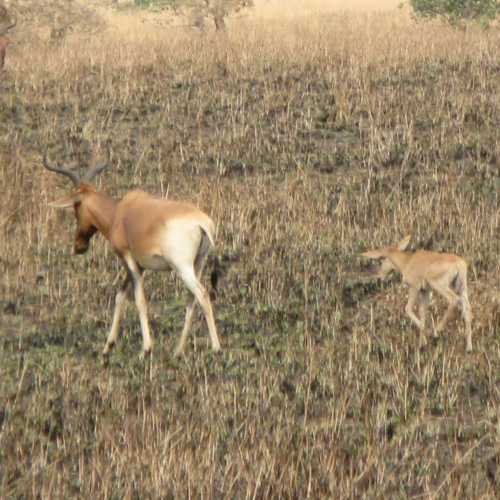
[417,288,430,345]
[134,279,154,356]
[405,287,424,331]
[103,273,131,356]
[124,255,154,356]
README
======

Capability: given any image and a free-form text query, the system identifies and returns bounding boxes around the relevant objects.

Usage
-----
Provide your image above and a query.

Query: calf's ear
[397,235,411,251]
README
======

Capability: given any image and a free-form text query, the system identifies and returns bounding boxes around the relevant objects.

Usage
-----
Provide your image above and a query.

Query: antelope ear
[397,235,411,251]
[361,250,384,259]
[48,193,79,209]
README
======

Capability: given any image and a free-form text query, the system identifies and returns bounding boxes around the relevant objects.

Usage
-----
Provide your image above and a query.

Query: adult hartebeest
[43,154,222,358]
[361,235,473,352]
[0,18,16,71]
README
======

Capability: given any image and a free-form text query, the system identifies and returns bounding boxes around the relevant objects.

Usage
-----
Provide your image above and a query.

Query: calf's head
[361,235,411,279]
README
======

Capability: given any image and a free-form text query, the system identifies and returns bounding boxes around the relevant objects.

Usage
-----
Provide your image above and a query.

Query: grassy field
[0,5,499,498]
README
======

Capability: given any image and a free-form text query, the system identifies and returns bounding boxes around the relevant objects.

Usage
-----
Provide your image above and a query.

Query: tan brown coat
[361,235,473,352]
[44,158,221,358]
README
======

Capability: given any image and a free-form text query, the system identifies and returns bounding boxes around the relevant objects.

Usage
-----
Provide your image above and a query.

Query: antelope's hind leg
[167,227,221,356]
[174,245,210,357]
[460,290,473,352]
[176,262,221,355]
[429,282,460,334]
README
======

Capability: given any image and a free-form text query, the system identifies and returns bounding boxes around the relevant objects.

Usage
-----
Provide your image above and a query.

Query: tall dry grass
[0,7,499,498]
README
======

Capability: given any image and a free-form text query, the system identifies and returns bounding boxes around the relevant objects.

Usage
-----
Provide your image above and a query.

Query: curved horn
[82,150,110,182]
[82,162,109,183]
[43,154,81,186]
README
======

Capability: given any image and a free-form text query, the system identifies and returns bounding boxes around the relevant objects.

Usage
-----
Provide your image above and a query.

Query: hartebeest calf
[0,19,16,71]
[43,155,222,358]
[361,235,473,352]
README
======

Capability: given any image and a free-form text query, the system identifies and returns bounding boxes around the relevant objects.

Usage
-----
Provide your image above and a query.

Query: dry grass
[0,6,499,498]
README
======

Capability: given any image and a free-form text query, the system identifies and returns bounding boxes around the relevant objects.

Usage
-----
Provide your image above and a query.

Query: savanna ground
[0,2,499,498]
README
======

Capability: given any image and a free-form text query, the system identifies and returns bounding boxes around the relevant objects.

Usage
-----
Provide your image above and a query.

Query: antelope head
[361,235,411,279]
[43,154,109,254]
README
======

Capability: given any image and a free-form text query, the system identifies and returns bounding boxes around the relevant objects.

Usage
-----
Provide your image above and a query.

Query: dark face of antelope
[46,186,98,255]
[43,153,109,255]
[73,193,97,254]
[364,256,397,280]
[361,236,411,279]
